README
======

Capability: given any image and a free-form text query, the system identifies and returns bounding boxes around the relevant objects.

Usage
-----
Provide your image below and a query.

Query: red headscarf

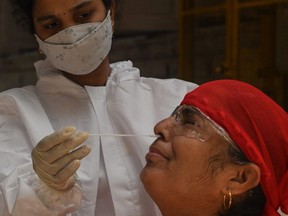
[181,80,288,215]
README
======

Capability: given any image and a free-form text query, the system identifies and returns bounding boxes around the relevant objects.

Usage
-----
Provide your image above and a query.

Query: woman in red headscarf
[141,80,288,216]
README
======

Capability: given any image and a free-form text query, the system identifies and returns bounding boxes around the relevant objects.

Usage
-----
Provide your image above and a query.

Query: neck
[62,58,111,86]
[162,211,219,216]
[159,202,220,216]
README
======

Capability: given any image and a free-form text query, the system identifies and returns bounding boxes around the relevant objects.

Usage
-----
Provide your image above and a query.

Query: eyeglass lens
[172,106,214,142]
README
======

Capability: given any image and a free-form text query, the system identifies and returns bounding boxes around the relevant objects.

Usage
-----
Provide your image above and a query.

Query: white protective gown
[0,60,198,216]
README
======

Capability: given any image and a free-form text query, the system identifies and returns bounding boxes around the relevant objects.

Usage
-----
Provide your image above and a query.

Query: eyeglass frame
[170,105,242,153]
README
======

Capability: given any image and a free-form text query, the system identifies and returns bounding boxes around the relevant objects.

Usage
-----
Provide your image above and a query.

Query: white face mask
[35,11,113,75]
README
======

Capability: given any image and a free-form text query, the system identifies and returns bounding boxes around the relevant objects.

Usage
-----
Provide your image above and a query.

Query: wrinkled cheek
[169,160,211,188]
[170,159,200,177]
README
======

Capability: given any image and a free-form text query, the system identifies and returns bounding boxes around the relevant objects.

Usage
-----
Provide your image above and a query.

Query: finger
[37,145,91,175]
[52,174,76,192]
[34,159,81,191]
[32,158,57,184]
[54,160,81,186]
[50,145,91,174]
[49,132,89,162]
[39,132,89,163]
[36,127,76,152]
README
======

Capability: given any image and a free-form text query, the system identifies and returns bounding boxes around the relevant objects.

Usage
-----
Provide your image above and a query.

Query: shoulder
[109,61,198,91]
[141,77,198,90]
[0,85,37,98]
[0,86,38,109]
[109,61,140,82]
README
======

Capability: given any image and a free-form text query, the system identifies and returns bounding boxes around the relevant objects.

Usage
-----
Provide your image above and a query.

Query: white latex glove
[32,127,91,191]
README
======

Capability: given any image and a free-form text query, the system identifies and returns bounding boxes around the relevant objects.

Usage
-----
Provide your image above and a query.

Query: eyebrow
[35,0,92,23]
[36,15,56,23]
[170,105,180,116]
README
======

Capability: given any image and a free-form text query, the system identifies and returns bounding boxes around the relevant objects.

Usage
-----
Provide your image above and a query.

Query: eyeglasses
[171,105,232,143]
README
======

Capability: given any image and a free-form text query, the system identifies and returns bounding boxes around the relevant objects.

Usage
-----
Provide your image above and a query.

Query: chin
[140,167,166,198]
[140,167,157,192]
[140,173,173,216]
[140,167,150,185]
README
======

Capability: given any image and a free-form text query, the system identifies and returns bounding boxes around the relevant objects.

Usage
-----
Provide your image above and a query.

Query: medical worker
[0,0,197,215]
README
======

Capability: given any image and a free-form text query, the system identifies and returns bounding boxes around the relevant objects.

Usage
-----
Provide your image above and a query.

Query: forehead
[33,0,99,16]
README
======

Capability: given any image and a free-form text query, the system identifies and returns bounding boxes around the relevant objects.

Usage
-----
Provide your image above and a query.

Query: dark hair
[220,145,266,216]
[9,0,116,33]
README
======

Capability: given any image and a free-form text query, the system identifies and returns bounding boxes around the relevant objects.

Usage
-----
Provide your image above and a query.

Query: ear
[110,0,116,31]
[225,163,261,195]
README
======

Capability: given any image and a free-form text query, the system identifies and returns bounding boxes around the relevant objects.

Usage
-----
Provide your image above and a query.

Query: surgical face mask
[35,11,113,75]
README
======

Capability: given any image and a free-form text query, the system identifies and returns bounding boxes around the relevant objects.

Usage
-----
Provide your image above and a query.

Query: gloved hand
[32,127,91,192]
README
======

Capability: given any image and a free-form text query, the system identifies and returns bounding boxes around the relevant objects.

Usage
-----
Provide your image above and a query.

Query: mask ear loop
[38,48,46,58]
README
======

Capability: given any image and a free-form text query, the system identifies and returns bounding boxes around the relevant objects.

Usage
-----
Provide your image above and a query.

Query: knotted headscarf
[181,80,288,215]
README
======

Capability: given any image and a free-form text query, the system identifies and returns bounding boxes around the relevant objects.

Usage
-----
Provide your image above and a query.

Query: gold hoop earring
[223,191,232,209]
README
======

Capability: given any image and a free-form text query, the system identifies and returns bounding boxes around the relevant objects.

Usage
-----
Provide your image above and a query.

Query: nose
[154,117,175,141]
[57,12,79,32]
[60,20,78,31]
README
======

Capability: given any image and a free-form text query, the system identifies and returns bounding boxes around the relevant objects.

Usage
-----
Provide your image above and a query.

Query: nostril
[156,133,164,140]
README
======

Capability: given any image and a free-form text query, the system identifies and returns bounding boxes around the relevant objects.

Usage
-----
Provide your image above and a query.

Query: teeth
[89,134,160,138]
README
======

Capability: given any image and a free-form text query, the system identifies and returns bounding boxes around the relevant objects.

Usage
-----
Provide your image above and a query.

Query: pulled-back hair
[9,0,115,33]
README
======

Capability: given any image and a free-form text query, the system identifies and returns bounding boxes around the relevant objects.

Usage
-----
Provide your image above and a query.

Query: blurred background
[0,0,287,111]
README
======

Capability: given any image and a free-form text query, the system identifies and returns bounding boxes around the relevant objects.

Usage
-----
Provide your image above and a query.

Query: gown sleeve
[0,87,82,216]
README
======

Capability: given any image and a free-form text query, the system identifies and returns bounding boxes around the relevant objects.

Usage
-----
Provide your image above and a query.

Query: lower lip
[145,151,167,162]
